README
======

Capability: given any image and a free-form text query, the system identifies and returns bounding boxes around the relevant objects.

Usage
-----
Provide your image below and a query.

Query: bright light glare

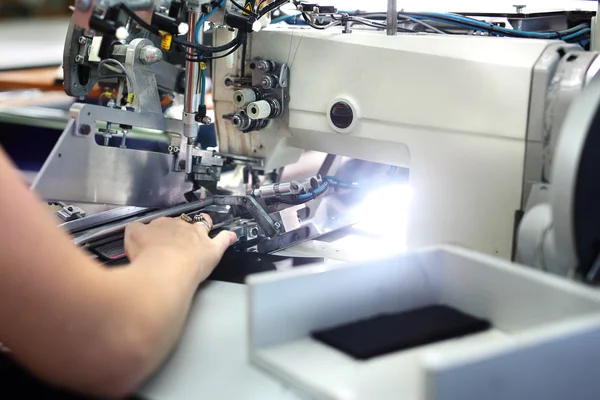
[352,183,413,254]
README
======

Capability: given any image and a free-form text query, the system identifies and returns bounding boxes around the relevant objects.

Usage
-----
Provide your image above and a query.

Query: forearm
[109,248,204,384]
[0,148,224,397]
[6,246,202,397]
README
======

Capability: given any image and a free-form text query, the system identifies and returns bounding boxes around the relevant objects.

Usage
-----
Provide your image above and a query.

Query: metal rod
[386,0,397,36]
[73,199,214,245]
[183,8,202,174]
[61,206,148,233]
[184,9,201,115]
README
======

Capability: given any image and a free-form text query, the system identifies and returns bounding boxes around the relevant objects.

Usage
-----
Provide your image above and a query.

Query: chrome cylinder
[249,181,302,199]
[184,9,201,117]
[386,0,397,36]
[183,8,202,174]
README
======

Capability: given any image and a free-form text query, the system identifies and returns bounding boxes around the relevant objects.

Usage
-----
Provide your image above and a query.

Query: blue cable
[194,0,226,107]
[325,176,359,189]
[563,29,591,41]
[298,181,330,200]
[405,12,589,40]
[195,0,227,44]
[412,12,565,38]
[269,10,589,41]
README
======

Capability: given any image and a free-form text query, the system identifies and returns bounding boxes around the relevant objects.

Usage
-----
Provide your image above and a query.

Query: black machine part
[574,93,600,281]
[63,24,96,97]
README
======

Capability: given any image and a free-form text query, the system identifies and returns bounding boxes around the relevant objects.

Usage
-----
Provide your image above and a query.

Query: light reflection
[341,183,413,258]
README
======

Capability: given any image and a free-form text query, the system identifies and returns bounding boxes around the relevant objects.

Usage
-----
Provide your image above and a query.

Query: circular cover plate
[552,73,600,279]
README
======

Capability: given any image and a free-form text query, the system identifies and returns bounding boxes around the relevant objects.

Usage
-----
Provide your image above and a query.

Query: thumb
[211,230,238,255]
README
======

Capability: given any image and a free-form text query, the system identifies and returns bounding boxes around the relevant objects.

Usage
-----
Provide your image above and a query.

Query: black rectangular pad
[312,305,490,360]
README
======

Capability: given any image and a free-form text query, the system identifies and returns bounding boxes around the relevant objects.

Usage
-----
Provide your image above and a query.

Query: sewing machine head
[32,1,600,266]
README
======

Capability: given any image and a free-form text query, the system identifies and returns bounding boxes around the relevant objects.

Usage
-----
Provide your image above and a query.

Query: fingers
[125,221,144,233]
[193,213,213,236]
[123,222,144,261]
[211,230,238,255]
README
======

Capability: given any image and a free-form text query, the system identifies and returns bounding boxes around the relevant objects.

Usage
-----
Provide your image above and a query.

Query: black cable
[301,12,325,29]
[119,3,240,54]
[175,33,240,54]
[230,0,259,18]
[186,33,246,61]
[270,197,314,205]
[301,13,343,29]
[119,3,160,34]
[330,14,386,30]
[356,11,589,40]
[192,41,243,60]
[256,0,269,13]
[241,39,247,77]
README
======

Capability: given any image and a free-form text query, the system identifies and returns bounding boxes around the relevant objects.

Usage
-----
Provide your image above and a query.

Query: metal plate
[32,104,192,208]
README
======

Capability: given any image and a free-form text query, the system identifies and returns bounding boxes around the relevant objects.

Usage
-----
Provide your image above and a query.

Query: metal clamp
[57,204,87,222]
[212,195,281,238]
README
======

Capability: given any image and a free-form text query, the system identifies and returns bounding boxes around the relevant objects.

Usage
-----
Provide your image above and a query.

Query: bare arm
[0,148,236,397]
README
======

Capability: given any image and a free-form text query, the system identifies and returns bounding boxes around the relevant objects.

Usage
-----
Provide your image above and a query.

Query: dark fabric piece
[312,305,491,360]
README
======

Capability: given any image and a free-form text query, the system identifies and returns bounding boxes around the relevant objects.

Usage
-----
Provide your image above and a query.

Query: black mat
[312,305,490,360]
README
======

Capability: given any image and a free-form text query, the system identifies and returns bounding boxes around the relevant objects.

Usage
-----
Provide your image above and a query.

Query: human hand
[124,214,237,281]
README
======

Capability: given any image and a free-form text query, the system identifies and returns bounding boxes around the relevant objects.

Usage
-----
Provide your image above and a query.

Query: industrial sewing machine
[20,1,600,399]
[30,0,600,269]
[27,0,598,266]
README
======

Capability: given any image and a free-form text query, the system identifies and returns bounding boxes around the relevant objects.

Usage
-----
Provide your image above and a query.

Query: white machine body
[215,28,560,258]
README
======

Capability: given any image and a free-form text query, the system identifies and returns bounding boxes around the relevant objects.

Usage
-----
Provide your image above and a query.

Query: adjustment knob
[233,88,259,107]
[232,111,252,130]
[247,100,272,119]
[260,75,278,89]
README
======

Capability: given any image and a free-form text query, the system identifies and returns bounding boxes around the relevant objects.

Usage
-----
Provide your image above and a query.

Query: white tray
[247,245,600,400]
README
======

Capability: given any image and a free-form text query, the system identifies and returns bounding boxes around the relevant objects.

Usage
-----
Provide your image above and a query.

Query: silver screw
[274,222,281,230]
[120,130,128,149]
[256,60,273,73]
[104,132,112,146]
[75,55,85,64]
[201,116,212,125]
[139,45,163,65]
[232,115,241,126]
[78,36,87,45]
[513,4,526,13]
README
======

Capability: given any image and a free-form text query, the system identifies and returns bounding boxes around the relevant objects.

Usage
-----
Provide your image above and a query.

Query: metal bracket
[57,205,87,222]
[125,38,163,114]
[63,23,97,97]
[32,103,193,208]
[213,195,281,238]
